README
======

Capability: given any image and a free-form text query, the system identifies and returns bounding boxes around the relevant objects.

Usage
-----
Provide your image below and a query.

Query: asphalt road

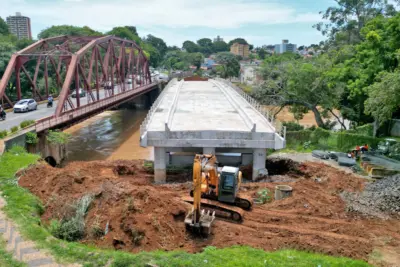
[0,85,129,132]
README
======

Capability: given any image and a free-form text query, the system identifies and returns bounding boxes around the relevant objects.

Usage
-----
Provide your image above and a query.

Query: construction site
[17,156,400,266]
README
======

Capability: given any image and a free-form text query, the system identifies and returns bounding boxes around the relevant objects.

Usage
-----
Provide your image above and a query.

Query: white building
[6,12,32,40]
[274,39,297,54]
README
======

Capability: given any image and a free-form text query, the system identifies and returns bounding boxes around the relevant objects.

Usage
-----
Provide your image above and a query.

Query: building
[6,12,32,40]
[213,35,224,42]
[274,39,297,54]
[230,43,250,58]
[240,64,261,85]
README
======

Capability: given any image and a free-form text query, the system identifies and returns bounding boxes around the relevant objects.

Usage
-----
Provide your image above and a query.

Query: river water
[64,108,153,163]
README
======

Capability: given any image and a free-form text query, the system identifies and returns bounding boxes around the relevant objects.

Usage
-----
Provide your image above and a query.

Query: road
[0,84,138,132]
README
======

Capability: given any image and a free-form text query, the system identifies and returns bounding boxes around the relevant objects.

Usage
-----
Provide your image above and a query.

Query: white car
[157,74,169,82]
[13,99,37,113]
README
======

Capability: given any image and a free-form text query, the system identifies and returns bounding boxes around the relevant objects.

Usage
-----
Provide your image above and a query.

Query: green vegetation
[46,130,71,145]
[25,132,38,144]
[20,120,35,129]
[0,148,371,266]
[0,130,7,139]
[285,127,382,153]
[256,188,272,204]
[10,126,19,133]
[50,195,94,242]
[0,238,27,267]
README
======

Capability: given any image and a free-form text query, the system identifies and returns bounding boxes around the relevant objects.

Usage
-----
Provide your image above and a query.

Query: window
[222,173,235,190]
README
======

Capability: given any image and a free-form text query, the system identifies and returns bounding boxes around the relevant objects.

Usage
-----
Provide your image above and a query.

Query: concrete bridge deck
[140,78,286,182]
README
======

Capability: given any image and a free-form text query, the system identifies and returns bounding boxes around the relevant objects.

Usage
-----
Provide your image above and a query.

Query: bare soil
[18,160,400,265]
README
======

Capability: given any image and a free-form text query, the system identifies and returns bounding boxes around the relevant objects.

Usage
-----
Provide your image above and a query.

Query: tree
[254,56,343,128]
[197,38,212,48]
[215,52,240,79]
[15,38,34,50]
[228,38,248,47]
[365,71,400,125]
[314,0,396,45]
[124,26,138,36]
[38,25,102,39]
[212,41,229,52]
[188,52,204,69]
[197,38,213,56]
[0,42,15,77]
[0,17,9,35]
[107,27,140,43]
[257,49,267,60]
[298,45,305,51]
[142,42,161,67]
[144,34,167,57]
[182,40,199,53]
[249,53,255,63]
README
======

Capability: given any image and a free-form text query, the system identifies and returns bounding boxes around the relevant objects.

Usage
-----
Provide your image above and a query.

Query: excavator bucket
[184,208,215,235]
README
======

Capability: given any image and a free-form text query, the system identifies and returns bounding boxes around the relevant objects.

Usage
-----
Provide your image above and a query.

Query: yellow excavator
[183,154,253,234]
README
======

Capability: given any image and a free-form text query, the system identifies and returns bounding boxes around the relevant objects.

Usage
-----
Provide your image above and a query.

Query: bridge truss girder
[0,35,152,117]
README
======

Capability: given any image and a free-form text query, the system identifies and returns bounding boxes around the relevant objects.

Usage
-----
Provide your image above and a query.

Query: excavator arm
[184,154,215,235]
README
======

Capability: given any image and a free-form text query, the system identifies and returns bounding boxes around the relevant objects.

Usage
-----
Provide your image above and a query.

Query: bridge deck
[147,80,275,133]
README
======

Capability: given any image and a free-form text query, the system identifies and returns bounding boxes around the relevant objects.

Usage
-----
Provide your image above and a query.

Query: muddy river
[64,108,153,163]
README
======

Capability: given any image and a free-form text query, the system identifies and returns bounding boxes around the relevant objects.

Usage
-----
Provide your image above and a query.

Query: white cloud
[1,0,321,29]
[0,0,324,46]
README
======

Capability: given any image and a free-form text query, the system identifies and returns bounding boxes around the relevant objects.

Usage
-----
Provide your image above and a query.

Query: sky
[0,0,335,47]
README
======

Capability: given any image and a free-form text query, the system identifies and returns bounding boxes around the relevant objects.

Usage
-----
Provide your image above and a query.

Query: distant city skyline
[0,0,332,47]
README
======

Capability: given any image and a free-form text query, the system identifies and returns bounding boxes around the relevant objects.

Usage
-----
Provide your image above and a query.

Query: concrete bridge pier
[252,148,268,180]
[154,147,166,183]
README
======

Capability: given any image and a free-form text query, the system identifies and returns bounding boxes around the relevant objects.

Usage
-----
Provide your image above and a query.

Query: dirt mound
[18,161,400,264]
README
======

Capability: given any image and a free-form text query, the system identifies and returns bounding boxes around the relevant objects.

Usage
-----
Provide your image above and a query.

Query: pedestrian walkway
[0,196,80,267]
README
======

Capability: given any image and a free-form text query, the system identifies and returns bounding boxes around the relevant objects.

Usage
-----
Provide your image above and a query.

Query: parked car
[71,88,86,98]
[127,78,133,85]
[13,99,37,113]
[157,74,169,82]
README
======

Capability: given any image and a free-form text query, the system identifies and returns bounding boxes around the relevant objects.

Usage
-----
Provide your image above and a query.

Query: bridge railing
[215,78,286,139]
[140,79,178,136]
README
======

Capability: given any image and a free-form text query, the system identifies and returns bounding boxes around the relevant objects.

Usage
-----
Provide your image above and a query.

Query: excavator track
[189,190,253,211]
[182,196,245,222]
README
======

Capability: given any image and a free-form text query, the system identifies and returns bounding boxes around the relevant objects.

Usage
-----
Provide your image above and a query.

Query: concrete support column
[203,147,215,155]
[252,148,268,181]
[154,147,166,183]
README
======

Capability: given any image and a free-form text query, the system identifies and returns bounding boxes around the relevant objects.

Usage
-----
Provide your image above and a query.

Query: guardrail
[140,78,178,136]
[215,78,286,139]
[35,82,158,132]
[168,71,194,79]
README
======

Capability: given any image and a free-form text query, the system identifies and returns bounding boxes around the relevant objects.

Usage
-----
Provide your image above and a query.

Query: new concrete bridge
[140,78,286,182]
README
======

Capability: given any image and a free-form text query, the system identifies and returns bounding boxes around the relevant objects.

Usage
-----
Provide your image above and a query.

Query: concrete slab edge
[0,195,81,267]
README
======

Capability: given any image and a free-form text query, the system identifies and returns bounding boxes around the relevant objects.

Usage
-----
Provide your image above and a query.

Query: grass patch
[10,126,19,134]
[0,147,372,267]
[0,238,27,267]
[20,120,35,129]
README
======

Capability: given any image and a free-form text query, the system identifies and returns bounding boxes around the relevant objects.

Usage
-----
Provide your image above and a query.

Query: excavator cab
[218,167,240,204]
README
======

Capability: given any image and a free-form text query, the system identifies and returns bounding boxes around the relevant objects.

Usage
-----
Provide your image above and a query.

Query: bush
[8,145,27,155]
[347,124,374,137]
[50,194,93,242]
[25,132,38,144]
[10,126,19,133]
[286,130,312,147]
[46,130,71,144]
[282,121,304,131]
[20,120,35,128]
[388,143,400,160]
[256,189,271,204]
[0,130,7,139]
[311,127,331,143]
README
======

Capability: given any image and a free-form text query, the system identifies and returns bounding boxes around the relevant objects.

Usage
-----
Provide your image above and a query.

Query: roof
[221,166,239,174]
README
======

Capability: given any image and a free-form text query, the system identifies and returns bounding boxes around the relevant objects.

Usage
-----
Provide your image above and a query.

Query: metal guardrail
[35,82,158,132]
[215,78,286,139]
[140,79,178,136]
